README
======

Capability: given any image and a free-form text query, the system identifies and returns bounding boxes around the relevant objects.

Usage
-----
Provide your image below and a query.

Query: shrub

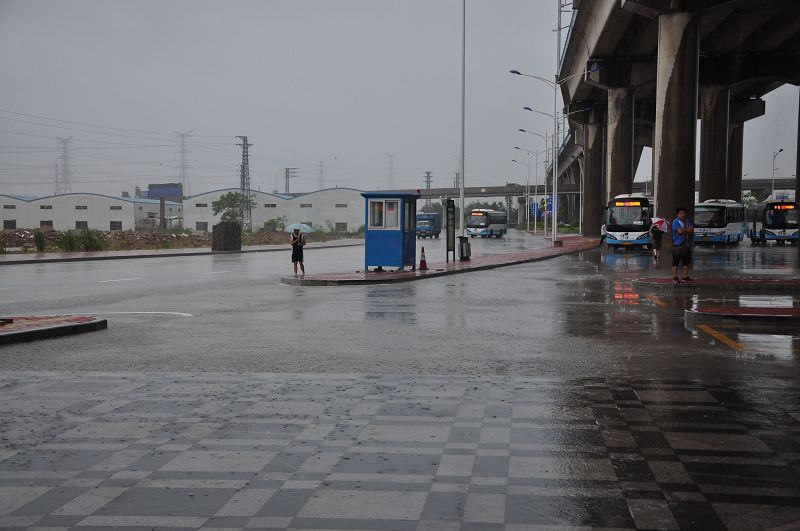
[33,229,46,252]
[79,229,106,251]
[57,231,79,252]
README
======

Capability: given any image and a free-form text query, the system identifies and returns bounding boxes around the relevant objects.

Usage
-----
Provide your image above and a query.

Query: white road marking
[203,270,232,275]
[98,277,141,283]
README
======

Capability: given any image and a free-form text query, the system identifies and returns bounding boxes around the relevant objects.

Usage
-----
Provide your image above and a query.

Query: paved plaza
[1,371,800,530]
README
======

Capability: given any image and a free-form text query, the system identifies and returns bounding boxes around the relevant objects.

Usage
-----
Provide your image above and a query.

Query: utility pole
[284,167,298,194]
[56,137,72,194]
[454,172,460,190]
[175,131,192,197]
[236,136,252,231]
[318,161,325,190]
[53,163,58,196]
[424,171,433,206]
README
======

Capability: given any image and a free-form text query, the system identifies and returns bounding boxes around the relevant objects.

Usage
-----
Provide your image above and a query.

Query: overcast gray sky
[0,0,797,199]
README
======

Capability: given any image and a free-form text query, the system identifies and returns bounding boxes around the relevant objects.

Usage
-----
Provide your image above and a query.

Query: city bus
[605,194,653,250]
[466,209,507,238]
[747,200,799,245]
[693,199,746,246]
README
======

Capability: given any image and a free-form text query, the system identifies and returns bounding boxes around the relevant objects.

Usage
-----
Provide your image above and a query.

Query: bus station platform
[282,236,600,286]
[633,277,800,291]
[0,315,107,345]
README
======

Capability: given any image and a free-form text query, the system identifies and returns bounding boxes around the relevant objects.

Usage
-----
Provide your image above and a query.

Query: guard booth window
[369,200,399,229]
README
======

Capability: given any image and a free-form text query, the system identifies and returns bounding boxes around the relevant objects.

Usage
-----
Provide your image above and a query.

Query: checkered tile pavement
[1,372,799,530]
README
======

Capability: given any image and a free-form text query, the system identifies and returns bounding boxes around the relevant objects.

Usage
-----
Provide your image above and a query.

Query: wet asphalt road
[1,230,798,380]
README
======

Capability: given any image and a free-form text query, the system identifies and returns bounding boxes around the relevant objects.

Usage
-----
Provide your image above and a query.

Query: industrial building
[2,187,364,233]
[183,187,364,233]
[0,193,182,232]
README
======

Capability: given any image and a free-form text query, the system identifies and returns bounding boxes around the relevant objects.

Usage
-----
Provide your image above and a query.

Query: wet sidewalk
[0,239,363,266]
[0,315,107,345]
[282,236,600,285]
[1,370,799,530]
[634,277,800,291]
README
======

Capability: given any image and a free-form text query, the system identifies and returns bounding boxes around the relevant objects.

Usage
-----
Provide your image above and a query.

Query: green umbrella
[285,223,313,233]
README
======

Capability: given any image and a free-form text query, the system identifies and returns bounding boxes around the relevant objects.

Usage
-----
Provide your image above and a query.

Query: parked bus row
[604,194,798,250]
[415,209,509,239]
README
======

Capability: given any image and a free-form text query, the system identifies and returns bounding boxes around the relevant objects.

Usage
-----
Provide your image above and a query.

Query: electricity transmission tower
[236,136,253,231]
[423,171,433,206]
[175,131,192,197]
[318,161,325,190]
[55,137,72,194]
[285,168,299,194]
[386,153,398,190]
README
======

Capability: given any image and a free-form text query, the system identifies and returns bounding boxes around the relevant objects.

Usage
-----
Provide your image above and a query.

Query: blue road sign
[547,195,552,213]
[530,202,537,218]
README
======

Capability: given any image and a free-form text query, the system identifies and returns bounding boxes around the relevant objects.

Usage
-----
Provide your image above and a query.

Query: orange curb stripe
[645,295,668,307]
[696,324,749,352]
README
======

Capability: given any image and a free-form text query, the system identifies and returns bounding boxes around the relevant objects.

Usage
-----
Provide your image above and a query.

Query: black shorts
[291,247,304,263]
[651,237,662,251]
[671,245,691,267]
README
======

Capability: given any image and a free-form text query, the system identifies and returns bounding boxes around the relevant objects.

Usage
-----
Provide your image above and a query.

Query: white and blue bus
[605,194,653,250]
[467,209,507,238]
[747,200,799,245]
[693,199,746,245]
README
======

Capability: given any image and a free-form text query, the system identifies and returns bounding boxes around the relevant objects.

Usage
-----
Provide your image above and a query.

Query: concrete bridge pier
[607,87,635,201]
[699,86,730,201]
[653,11,699,219]
[582,122,605,237]
[727,122,744,201]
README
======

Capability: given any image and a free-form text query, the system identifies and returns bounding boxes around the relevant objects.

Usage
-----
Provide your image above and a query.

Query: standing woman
[290,228,305,276]
[650,221,663,262]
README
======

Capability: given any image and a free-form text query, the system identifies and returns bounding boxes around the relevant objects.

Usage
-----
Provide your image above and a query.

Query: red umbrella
[651,217,669,232]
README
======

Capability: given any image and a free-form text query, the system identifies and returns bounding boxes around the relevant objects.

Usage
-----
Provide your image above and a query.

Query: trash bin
[458,235,471,261]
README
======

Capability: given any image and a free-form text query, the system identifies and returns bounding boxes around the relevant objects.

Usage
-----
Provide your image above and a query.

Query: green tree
[264,215,287,232]
[212,192,256,225]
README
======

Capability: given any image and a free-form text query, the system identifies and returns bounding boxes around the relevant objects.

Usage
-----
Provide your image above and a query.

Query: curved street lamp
[772,148,784,198]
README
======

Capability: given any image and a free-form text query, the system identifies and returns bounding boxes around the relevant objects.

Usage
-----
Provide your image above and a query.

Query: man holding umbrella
[287,223,311,276]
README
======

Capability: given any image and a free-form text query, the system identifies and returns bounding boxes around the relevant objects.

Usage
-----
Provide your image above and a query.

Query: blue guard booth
[361,192,419,271]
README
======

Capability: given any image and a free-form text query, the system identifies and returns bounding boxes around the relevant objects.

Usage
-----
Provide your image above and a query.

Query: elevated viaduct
[551,0,800,236]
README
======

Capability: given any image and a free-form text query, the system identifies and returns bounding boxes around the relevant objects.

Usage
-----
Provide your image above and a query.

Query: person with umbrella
[287,223,311,276]
[650,215,668,262]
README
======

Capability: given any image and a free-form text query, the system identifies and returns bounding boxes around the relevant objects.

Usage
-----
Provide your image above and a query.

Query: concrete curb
[0,317,108,346]
[281,239,600,286]
[0,241,364,266]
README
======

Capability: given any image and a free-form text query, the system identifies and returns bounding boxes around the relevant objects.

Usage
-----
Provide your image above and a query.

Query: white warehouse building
[183,187,365,232]
[0,193,182,232]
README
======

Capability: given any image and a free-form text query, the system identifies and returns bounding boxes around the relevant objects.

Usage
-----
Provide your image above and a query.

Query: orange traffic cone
[419,246,428,271]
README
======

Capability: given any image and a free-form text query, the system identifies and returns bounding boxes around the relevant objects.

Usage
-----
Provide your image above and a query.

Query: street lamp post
[772,148,784,198]
[459,0,466,236]
[517,129,549,236]
[510,65,596,245]
[512,157,531,233]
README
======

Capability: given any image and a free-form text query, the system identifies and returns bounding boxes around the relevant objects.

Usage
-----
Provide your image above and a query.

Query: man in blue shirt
[671,206,694,284]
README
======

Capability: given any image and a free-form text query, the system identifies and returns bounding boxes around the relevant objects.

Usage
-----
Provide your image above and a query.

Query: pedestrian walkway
[0,315,107,345]
[1,370,799,530]
[0,239,363,266]
[282,236,600,285]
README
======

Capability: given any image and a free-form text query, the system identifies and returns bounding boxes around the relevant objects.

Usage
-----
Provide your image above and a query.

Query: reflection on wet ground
[603,243,800,360]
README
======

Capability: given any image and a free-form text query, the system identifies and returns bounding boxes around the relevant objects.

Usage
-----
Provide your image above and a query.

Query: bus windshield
[766,206,799,229]
[695,206,725,228]
[607,205,650,230]
[468,214,487,227]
